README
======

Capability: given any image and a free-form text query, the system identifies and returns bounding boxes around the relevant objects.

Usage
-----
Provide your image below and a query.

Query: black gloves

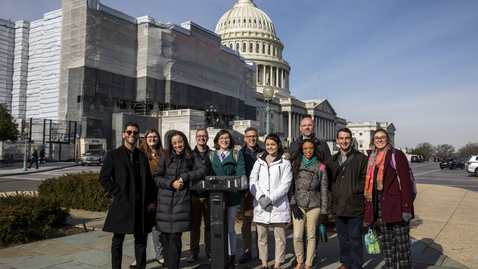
[318,213,328,224]
[291,205,304,220]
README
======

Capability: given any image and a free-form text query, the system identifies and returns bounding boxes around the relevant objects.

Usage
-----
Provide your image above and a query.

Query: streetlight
[263,84,275,136]
[75,132,80,164]
[22,126,30,171]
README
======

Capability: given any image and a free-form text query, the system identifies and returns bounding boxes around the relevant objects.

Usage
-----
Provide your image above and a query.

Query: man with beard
[327,128,368,269]
[99,122,156,269]
[288,117,331,161]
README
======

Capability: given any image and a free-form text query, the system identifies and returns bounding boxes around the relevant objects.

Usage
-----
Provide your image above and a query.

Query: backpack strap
[390,149,402,191]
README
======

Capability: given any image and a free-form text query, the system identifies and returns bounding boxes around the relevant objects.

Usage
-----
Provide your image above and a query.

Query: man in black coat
[288,117,331,161]
[99,122,156,269]
[28,147,38,169]
[327,128,368,269]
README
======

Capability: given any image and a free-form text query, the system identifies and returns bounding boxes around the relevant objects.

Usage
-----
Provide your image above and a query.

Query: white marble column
[275,67,279,88]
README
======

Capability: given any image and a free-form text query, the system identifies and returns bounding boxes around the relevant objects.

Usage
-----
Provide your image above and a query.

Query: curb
[0,163,81,177]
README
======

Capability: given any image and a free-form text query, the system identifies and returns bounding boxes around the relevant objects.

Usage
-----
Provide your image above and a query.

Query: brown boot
[294,263,305,269]
[228,254,236,266]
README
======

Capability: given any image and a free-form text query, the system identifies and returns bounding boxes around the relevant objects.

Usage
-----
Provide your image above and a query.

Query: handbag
[364,225,381,254]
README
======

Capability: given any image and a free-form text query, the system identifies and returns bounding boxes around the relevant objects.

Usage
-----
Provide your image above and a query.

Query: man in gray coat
[327,128,368,269]
[99,122,156,269]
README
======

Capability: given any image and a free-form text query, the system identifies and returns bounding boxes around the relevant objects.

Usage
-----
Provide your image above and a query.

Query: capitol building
[0,0,347,156]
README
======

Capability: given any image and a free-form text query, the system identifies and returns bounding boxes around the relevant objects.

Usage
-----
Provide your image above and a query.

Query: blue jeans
[228,205,239,255]
[335,216,364,269]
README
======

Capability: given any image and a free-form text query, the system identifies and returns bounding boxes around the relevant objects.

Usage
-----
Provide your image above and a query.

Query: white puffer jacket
[250,152,293,224]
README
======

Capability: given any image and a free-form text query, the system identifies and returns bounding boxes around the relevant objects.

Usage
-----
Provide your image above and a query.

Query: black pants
[335,216,364,269]
[29,158,38,169]
[161,232,183,269]
[111,232,147,269]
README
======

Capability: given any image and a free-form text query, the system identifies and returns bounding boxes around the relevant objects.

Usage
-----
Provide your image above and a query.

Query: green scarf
[302,155,317,167]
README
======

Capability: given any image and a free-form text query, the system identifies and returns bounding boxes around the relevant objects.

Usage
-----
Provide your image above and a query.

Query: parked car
[465,155,478,176]
[440,158,465,169]
[81,149,107,166]
[418,155,425,162]
[411,155,420,163]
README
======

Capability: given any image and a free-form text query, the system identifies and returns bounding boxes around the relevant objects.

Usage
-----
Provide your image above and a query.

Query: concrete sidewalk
[0,161,80,177]
[0,183,475,268]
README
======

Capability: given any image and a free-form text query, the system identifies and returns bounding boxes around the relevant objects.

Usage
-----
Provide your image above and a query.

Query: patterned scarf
[364,145,389,202]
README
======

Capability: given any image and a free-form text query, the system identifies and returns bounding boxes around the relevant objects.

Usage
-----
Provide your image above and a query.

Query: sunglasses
[124,130,139,136]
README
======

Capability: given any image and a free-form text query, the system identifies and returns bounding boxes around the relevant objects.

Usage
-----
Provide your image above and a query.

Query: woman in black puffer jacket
[153,130,208,269]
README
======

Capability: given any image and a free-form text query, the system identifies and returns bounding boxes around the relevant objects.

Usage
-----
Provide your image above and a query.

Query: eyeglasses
[125,131,139,136]
[374,136,387,141]
[300,124,314,127]
[219,137,230,141]
[172,140,184,146]
[196,135,208,138]
[245,135,257,139]
[147,136,158,139]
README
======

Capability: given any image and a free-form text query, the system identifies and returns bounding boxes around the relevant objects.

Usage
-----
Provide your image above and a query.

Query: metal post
[22,127,29,171]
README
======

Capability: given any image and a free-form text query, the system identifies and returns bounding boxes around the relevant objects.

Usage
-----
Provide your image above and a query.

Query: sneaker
[187,255,197,262]
[206,254,211,262]
[239,251,252,264]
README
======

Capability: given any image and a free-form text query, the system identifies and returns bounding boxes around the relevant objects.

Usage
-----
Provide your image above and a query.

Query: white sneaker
[187,255,197,262]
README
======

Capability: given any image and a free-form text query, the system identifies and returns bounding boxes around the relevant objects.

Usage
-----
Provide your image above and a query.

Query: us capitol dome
[215,0,292,98]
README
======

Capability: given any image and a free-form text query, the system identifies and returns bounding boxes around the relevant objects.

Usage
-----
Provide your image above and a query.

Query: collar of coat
[300,133,320,144]
[193,145,211,160]
[331,146,358,162]
[257,151,290,162]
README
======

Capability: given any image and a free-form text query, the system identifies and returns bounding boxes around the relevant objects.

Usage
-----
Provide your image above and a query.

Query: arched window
[243,43,246,52]
[249,43,253,52]
[229,44,233,49]
[233,19,235,24]
[256,43,259,53]
[236,43,239,51]
[254,19,257,24]
[244,19,246,23]
[268,45,271,55]
[273,47,275,56]
[228,20,231,24]
[263,44,265,54]
[249,19,251,23]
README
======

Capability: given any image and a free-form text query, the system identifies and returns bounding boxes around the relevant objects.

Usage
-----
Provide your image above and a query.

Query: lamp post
[263,84,275,136]
[75,132,80,164]
[22,126,30,171]
[206,105,216,127]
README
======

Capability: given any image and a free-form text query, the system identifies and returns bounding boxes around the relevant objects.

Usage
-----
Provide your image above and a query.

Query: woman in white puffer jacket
[250,133,293,269]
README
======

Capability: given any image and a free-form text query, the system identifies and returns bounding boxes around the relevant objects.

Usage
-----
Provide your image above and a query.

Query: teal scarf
[302,155,317,167]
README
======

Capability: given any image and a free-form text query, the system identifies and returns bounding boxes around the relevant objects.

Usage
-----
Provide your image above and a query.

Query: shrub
[37,171,112,212]
[0,192,69,246]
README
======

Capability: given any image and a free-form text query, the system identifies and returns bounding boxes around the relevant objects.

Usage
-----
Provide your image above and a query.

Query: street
[1,162,478,193]
[410,162,478,192]
[0,164,102,193]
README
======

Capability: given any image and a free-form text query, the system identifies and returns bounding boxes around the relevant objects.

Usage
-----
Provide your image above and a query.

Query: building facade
[347,121,396,154]
[1,0,349,155]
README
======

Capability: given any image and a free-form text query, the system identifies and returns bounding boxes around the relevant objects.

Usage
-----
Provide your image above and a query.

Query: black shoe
[129,264,136,269]
[239,251,252,264]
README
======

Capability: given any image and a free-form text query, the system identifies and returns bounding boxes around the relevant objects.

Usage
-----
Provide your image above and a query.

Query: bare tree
[457,142,478,159]
[435,144,455,159]
[416,142,435,161]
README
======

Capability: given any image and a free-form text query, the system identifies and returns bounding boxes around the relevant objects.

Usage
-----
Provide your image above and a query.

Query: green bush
[38,171,112,212]
[0,192,69,246]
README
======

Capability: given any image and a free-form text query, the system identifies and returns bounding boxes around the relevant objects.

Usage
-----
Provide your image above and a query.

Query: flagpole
[318,70,320,100]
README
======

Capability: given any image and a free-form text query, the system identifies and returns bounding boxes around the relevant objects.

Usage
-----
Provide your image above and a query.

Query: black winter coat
[98,146,156,234]
[153,150,208,234]
[288,134,331,161]
[327,147,368,218]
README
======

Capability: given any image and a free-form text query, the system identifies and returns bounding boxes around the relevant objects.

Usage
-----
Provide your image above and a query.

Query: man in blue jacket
[238,127,262,264]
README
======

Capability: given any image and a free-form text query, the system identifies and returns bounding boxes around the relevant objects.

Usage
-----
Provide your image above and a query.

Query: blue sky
[2,0,477,150]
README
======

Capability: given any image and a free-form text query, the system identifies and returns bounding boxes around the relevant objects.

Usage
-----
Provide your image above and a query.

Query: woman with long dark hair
[153,130,208,269]
[127,129,165,268]
[364,129,414,269]
[289,139,328,269]
[250,133,292,269]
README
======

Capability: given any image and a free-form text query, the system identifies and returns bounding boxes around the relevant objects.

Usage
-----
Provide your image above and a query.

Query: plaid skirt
[378,192,412,269]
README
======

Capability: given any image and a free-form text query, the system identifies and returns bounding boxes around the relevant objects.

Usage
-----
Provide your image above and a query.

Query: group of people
[28,147,45,169]
[99,117,415,269]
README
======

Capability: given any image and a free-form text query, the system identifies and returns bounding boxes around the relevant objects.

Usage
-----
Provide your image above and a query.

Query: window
[233,19,235,24]
[249,43,253,52]
[360,143,363,148]
[359,133,363,136]
[249,19,251,23]
[244,19,246,23]
[254,19,257,24]
[256,43,259,53]
[263,44,265,54]
[236,43,239,51]
[243,43,246,52]
[268,45,271,55]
